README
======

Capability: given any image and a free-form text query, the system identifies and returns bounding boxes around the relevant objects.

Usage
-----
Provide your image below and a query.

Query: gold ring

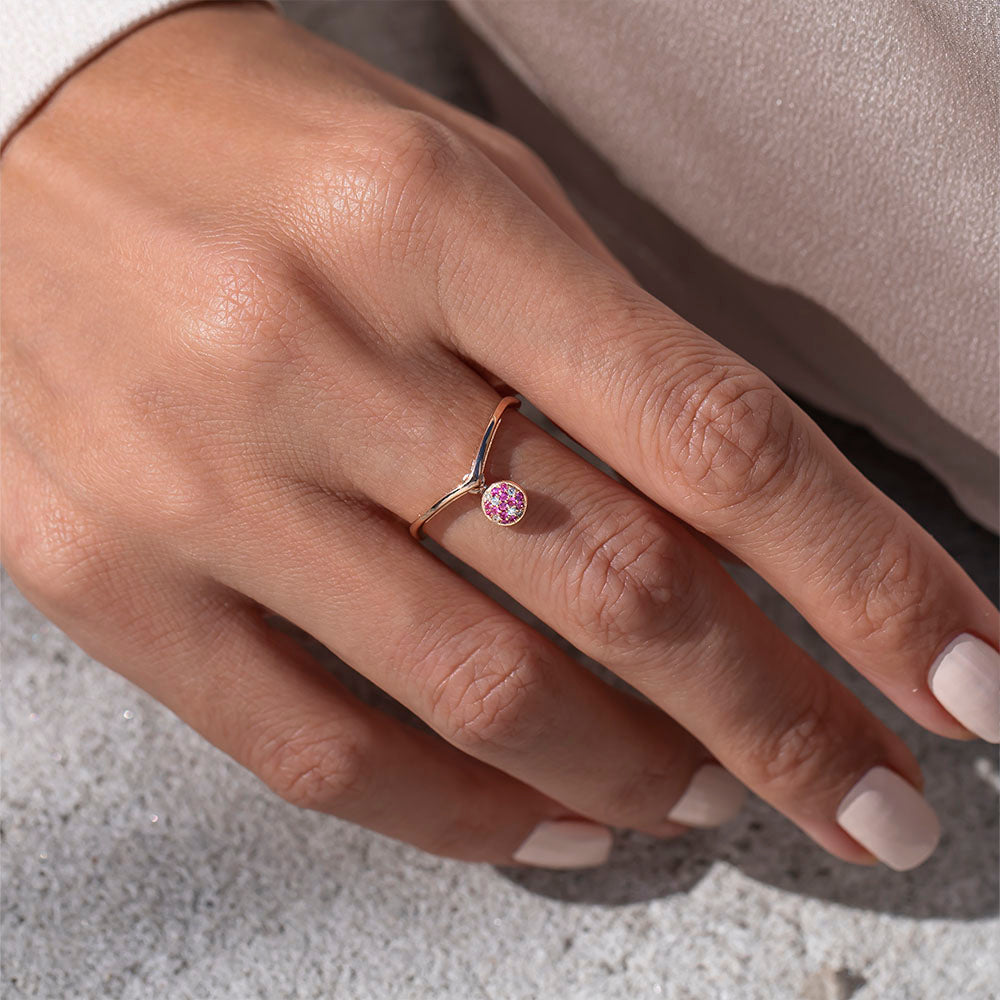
[408,395,527,540]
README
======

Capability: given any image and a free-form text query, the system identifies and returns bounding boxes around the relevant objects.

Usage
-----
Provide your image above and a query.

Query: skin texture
[2,1,997,866]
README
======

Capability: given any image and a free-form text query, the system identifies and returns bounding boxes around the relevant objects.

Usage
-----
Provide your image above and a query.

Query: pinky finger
[70,582,615,869]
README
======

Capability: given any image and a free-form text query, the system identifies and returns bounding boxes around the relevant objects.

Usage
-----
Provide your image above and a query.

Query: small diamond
[481,480,527,526]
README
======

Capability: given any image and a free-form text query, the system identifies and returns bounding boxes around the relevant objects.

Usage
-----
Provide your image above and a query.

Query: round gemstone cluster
[481,480,527,526]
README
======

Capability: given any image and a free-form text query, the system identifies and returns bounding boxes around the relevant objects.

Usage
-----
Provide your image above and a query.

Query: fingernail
[928,633,1000,743]
[512,820,613,868]
[835,766,940,871]
[666,764,747,827]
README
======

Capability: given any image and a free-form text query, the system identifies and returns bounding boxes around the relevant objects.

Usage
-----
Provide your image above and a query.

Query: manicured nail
[928,633,1000,743]
[666,764,747,827]
[512,820,613,868]
[835,766,940,871]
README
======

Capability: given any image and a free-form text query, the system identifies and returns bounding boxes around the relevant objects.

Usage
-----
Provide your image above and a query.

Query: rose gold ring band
[408,395,528,541]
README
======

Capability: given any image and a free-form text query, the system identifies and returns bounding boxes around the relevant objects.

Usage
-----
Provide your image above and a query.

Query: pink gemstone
[481,481,526,526]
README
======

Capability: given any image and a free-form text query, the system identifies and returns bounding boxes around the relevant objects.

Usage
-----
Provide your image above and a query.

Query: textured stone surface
[2,3,997,998]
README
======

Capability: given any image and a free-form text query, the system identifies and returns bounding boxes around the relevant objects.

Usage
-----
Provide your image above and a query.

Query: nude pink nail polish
[667,764,746,827]
[835,766,940,871]
[928,633,1000,743]
[512,820,613,868]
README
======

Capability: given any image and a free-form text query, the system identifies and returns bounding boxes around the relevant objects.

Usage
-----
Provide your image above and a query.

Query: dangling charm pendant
[480,480,527,526]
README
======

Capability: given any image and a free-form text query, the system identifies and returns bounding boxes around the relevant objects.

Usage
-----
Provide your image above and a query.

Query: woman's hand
[3,1,996,870]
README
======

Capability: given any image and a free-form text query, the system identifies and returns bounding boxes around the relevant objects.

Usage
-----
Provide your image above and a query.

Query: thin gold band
[408,395,521,540]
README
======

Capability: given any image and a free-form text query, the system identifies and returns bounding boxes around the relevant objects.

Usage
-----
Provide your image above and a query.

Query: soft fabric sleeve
[0,0,282,146]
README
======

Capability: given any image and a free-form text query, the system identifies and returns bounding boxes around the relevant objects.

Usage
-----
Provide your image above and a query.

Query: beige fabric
[451,0,999,529]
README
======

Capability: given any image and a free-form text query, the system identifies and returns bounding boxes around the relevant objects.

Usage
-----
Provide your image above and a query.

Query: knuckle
[382,111,466,187]
[741,677,873,802]
[423,623,546,753]
[561,504,703,651]
[744,684,837,792]
[299,110,468,255]
[372,112,470,255]
[252,725,373,812]
[646,359,802,511]
[832,512,934,653]
[3,501,113,615]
